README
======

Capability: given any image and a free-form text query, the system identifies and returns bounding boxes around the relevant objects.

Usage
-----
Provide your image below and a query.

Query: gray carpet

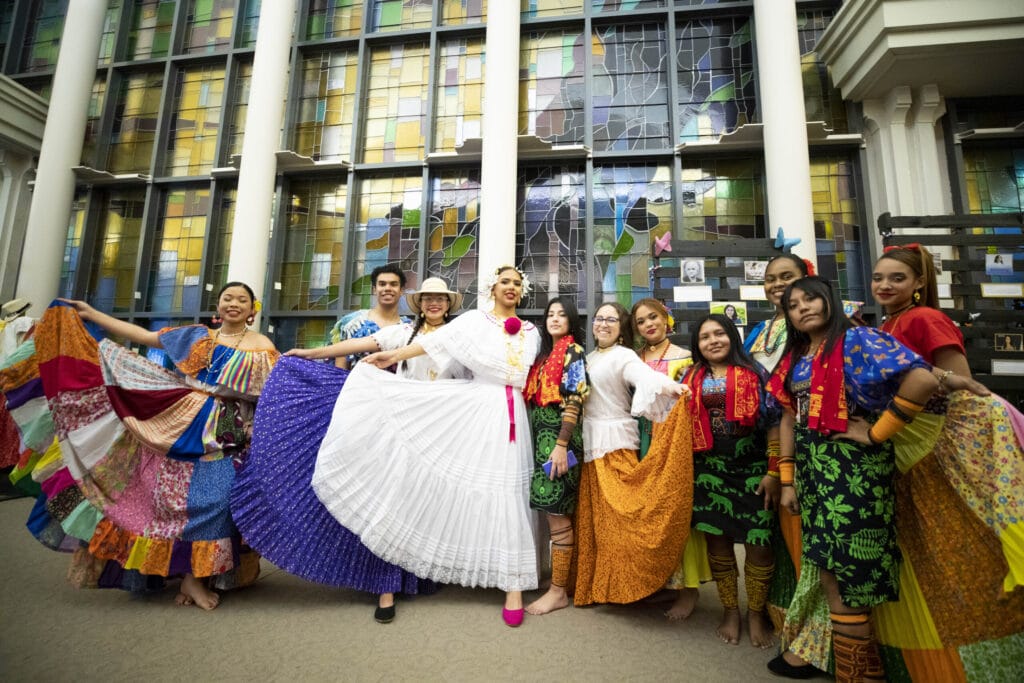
[0,497,783,681]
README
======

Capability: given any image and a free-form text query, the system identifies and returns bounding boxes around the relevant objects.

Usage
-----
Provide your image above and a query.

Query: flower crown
[484,265,532,297]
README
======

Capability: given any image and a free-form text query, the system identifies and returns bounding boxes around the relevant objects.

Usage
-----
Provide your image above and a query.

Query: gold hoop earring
[913,291,921,304]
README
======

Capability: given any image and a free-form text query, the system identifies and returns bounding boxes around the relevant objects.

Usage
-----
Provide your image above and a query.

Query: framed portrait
[743,260,768,282]
[710,300,748,326]
[985,253,1013,276]
[680,259,706,284]
[995,333,1024,352]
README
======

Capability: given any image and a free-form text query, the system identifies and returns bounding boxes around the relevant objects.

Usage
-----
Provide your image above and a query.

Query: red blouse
[880,307,964,365]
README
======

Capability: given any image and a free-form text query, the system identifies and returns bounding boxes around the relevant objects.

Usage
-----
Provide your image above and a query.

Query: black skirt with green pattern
[529,404,583,516]
[795,424,900,608]
[692,433,774,546]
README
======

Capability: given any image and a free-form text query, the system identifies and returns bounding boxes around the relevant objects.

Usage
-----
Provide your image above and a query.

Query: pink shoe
[502,607,524,627]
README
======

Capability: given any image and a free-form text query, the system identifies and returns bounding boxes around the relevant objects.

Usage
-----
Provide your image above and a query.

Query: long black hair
[689,314,760,376]
[538,296,584,360]
[780,275,852,363]
[217,281,256,302]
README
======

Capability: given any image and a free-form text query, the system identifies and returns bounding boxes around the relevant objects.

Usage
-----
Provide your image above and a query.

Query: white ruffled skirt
[312,363,538,591]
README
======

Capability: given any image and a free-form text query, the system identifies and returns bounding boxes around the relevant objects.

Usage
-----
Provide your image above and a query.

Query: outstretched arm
[59,299,160,348]
[363,343,426,368]
[286,336,379,361]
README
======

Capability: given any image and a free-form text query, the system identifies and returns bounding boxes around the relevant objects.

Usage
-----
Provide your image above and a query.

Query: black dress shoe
[767,653,820,679]
[374,604,396,624]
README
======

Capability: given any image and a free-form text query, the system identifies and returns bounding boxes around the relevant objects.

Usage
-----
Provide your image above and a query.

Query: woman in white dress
[311,265,541,627]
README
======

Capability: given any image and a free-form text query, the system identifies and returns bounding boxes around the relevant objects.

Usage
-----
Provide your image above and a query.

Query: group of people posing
[2,247,1023,682]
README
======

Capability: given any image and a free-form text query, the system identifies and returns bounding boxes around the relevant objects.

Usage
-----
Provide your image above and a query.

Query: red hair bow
[884,242,921,253]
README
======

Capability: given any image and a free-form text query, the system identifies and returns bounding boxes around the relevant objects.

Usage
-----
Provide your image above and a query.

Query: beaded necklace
[207,327,248,374]
[641,338,670,366]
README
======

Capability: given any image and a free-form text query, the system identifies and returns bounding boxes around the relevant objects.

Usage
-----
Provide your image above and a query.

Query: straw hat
[1,298,30,322]
[406,277,462,315]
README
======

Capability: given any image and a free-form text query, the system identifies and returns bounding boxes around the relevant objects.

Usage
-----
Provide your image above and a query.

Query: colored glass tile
[86,189,147,313]
[165,64,226,176]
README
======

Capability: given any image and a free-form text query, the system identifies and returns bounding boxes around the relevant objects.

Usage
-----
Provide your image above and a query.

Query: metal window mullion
[129,182,163,323]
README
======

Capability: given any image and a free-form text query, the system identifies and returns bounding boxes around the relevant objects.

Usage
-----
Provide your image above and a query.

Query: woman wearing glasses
[573,302,693,606]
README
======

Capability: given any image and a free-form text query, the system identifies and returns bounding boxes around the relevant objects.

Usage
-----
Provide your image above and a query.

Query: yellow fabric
[124,536,153,571]
[873,553,943,649]
[890,411,943,474]
[1003,520,1024,592]
[666,357,691,382]
[31,439,64,483]
[665,531,711,589]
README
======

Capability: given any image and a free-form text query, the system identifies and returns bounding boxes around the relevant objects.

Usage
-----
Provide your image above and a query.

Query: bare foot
[716,607,741,645]
[180,573,220,611]
[642,588,676,604]
[526,586,569,615]
[664,587,699,620]
[504,591,523,611]
[174,593,194,606]
[748,609,775,649]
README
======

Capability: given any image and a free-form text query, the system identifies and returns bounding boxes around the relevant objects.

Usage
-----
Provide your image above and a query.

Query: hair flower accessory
[484,265,532,298]
[504,317,522,335]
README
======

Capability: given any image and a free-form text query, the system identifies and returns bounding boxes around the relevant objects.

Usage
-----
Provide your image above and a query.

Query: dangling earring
[212,315,222,324]
[913,291,921,304]
[617,336,623,345]
[246,315,255,325]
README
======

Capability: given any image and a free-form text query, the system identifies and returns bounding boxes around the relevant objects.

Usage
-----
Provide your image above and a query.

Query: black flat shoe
[374,604,396,624]
[767,653,820,679]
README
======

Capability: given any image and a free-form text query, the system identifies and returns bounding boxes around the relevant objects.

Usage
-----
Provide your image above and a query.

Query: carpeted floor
[0,497,785,682]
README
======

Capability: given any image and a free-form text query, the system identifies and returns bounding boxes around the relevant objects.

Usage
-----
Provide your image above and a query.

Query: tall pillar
[753,0,817,264]
[476,2,521,307]
[0,152,35,302]
[14,0,106,315]
[226,0,298,315]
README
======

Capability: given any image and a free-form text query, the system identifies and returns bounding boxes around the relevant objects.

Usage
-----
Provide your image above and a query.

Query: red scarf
[765,336,848,435]
[686,364,761,452]
[524,335,575,407]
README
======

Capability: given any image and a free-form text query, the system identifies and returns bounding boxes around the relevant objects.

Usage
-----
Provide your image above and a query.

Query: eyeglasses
[593,316,619,325]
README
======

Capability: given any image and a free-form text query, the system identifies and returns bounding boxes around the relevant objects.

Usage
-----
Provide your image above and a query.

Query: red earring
[212,315,222,324]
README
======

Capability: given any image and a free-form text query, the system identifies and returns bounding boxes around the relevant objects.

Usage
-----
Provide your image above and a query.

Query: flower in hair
[504,317,522,335]
[483,265,532,297]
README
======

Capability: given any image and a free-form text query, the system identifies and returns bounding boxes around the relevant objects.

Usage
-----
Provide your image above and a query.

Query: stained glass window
[676,15,756,141]
[20,0,66,72]
[97,0,122,65]
[592,24,670,151]
[108,70,164,174]
[81,77,107,167]
[442,0,485,25]
[203,186,236,309]
[294,50,358,161]
[433,38,484,153]
[517,166,587,310]
[521,0,582,20]
[370,0,432,33]
[349,174,423,309]
[519,30,586,144]
[165,64,225,177]
[276,179,347,311]
[362,43,429,163]
[269,318,334,350]
[224,61,252,163]
[0,1,14,60]
[182,0,235,54]
[592,164,673,306]
[798,9,847,133]
[87,189,147,313]
[810,155,863,300]
[592,0,664,12]
[427,170,480,305]
[964,145,1024,214]
[238,0,260,47]
[305,0,362,40]
[127,0,176,60]
[146,187,210,313]
[678,158,765,241]
[59,190,89,298]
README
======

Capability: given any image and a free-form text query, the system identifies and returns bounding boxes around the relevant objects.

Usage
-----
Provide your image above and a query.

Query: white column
[753,0,817,264]
[476,2,521,307]
[0,152,35,302]
[14,0,106,315]
[225,0,297,315]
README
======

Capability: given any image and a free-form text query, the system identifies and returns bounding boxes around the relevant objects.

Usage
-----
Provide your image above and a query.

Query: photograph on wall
[995,333,1024,352]
[743,260,768,282]
[710,300,748,326]
[986,253,1014,276]
[681,259,705,283]
[932,252,943,275]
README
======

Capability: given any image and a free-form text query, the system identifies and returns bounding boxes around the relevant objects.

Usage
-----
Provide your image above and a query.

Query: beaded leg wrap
[708,552,739,610]
[550,524,574,589]
[744,560,774,614]
[831,612,885,683]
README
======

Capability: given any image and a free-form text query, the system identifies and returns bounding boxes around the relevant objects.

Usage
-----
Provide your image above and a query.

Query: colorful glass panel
[87,189,147,313]
[224,61,252,163]
[362,44,429,163]
[433,38,484,152]
[678,157,765,241]
[676,15,756,141]
[269,318,334,351]
[97,0,122,65]
[964,145,1024,214]
[592,24,670,151]
[521,0,582,19]
[370,0,432,33]
[442,0,485,25]
[146,187,210,313]
[81,77,107,167]
[798,9,848,133]
[20,0,66,72]
[59,190,89,298]
[810,155,863,301]
[127,0,176,60]
[592,0,664,12]
[305,0,362,39]
[182,0,235,54]
[108,70,164,174]
[294,50,358,161]
[165,64,226,176]
[519,30,586,144]
[427,170,480,306]
[203,186,236,310]
[276,178,347,311]
[238,0,260,47]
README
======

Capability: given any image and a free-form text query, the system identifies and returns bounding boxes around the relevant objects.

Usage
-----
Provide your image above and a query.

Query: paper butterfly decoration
[654,232,672,256]
[774,227,801,252]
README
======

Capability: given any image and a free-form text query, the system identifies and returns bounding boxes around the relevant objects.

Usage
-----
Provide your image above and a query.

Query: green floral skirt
[795,425,900,608]
[529,404,582,516]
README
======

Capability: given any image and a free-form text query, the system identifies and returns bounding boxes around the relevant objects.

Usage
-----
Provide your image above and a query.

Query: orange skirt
[574,399,693,605]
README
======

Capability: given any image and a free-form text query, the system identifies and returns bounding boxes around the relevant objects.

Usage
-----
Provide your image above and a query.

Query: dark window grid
[521,0,584,21]
[81,77,108,167]
[362,44,430,164]
[87,193,147,313]
[370,0,433,34]
[223,60,252,163]
[426,170,481,307]
[19,0,66,73]
[517,165,589,311]
[97,0,123,65]
[346,174,423,310]
[164,64,226,177]
[592,0,666,13]
[441,0,485,26]
[182,0,235,55]
[797,9,846,132]
[237,0,260,47]
[676,16,756,141]
[268,317,335,350]
[963,144,1024,214]
[59,193,90,298]
[0,0,14,59]
[202,186,236,310]
[518,30,587,145]
[810,156,863,300]
[108,71,165,174]
[677,158,766,242]
[276,179,348,312]
[146,187,211,313]
[126,0,176,60]
[293,50,358,161]
[305,0,363,41]
[592,24,671,151]
[432,38,485,152]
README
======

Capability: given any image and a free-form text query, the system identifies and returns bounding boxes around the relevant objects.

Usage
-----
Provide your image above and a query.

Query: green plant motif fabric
[794,425,900,608]
[692,432,774,545]
[528,404,582,515]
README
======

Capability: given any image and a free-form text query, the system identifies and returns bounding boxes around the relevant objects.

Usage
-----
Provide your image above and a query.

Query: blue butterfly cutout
[774,227,801,252]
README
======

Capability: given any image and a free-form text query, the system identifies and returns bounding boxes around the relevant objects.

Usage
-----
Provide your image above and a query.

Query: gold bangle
[555,440,568,448]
